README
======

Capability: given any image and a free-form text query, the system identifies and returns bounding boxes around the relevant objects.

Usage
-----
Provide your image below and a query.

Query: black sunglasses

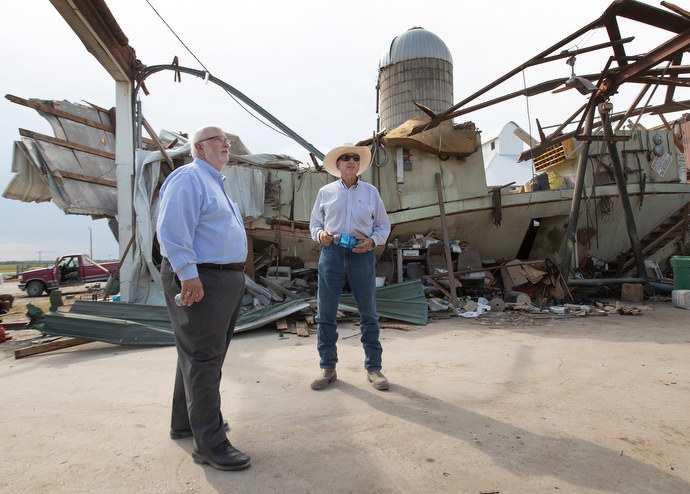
[338,154,360,162]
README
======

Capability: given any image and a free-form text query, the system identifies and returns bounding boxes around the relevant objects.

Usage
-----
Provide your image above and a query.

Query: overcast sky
[0,0,685,262]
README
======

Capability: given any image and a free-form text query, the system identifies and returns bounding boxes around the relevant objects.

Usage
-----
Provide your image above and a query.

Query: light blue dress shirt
[310,178,391,247]
[157,158,247,281]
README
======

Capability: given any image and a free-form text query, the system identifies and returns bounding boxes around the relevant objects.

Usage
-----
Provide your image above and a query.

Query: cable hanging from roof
[142,0,322,159]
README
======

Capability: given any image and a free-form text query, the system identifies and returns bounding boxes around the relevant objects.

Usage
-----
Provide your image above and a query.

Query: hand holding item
[352,237,373,253]
[178,277,204,306]
[319,230,334,246]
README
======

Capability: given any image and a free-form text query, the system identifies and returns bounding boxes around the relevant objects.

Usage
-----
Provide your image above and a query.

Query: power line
[144,0,210,73]
[143,1,298,148]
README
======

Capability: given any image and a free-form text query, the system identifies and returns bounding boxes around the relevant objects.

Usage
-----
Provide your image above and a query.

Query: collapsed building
[4,1,690,341]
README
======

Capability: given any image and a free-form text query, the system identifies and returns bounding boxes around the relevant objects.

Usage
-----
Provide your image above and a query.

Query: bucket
[672,290,690,309]
[504,290,531,304]
[670,256,690,290]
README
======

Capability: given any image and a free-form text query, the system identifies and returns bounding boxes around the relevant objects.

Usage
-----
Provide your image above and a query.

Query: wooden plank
[56,169,117,188]
[19,128,115,160]
[396,247,404,283]
[142,117,175,170]
[435,173,459,307]
[1,322,31,330]
[296,320,310,337]
[276,318,288,330]
[6,94,115,132]
[422,275,452,298]
[14,337,93,359]
[50,0,134,82]
[282,324,317,335]
[380,324,410,330]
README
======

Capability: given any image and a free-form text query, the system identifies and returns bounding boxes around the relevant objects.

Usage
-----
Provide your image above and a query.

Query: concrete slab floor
[1,302,689,493]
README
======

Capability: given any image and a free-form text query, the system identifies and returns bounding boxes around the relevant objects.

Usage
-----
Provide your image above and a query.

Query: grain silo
[378,27,454,132]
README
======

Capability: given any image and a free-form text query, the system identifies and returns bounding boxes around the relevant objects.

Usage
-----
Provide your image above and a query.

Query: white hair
[190,126,222,158]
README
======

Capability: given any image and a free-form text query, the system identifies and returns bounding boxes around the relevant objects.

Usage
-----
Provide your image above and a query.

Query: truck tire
[26,281,45,297]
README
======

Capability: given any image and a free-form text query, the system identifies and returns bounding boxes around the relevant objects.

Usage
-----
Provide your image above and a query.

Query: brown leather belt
[197,263,245,271]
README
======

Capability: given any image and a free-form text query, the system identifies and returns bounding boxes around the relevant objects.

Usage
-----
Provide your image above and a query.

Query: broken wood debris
[15,337,93,359]
[295,320,310,337]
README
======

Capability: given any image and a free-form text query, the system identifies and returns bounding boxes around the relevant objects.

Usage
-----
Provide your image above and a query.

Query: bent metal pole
[561,98,596,283]
[562,99,648,287]
[602,105,648,283]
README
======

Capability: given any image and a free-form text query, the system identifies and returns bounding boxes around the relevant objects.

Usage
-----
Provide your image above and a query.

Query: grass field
[0,265,21,274]
[0,263,45,277]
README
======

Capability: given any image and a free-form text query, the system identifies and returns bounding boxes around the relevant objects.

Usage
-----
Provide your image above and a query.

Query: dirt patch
[0,279,100,360]
[1,298,688,493]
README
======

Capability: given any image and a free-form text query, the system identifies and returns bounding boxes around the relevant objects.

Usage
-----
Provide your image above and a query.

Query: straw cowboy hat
[322,143,372,177]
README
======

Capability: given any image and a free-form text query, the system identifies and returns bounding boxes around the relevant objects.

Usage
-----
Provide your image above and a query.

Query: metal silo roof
[380,27,453,68]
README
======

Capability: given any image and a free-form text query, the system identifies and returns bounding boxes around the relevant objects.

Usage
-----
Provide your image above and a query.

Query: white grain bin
[378,27,454,131]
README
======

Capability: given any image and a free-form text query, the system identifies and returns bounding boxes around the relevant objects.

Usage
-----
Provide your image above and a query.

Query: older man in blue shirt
[309,144,391,391]
[157,125,250,471]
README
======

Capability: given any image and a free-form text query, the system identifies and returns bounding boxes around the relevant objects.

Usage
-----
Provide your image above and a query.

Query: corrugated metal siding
[3,99,119,217]
[379,58,454,131]
[498,122,526,155]
[484,153,535,187]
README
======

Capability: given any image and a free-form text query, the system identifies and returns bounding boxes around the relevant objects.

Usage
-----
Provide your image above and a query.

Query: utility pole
[88,227,93,259]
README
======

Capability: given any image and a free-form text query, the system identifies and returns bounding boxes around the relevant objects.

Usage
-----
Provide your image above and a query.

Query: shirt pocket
[357,199,375,219]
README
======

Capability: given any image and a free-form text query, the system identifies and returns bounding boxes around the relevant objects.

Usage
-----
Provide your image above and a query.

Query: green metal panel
[43,311,175,346]
[340,280,427,326]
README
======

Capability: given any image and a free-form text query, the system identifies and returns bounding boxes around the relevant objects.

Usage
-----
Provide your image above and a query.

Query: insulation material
[382,117,478,157]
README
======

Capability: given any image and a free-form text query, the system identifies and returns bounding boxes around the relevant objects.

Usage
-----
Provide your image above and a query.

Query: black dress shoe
[192,439,251,471]
[170,419,230,439]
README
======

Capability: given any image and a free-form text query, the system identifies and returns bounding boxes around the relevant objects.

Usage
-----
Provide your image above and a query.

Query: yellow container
[548,172,564,190]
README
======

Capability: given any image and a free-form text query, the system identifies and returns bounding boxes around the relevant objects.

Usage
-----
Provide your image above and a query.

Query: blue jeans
[316,243,382,370]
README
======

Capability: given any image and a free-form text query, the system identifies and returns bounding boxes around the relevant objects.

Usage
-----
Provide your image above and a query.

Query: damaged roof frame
[398,0,690,288]
[407,0,690,156]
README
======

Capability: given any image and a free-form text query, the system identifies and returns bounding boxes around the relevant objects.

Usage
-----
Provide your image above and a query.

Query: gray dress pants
[161,258,245,452]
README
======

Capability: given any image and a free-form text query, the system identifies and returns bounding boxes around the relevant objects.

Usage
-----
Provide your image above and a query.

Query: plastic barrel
[670,256,690,290]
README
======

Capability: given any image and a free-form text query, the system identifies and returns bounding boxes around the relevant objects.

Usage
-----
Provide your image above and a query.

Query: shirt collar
[338,177,359,189]
[194,157,224,180]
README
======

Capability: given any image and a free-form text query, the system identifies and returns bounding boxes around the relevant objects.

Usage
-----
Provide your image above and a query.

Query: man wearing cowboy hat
[309,144,392,391]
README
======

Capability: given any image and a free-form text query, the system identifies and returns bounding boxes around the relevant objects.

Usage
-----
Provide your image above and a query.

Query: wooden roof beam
[49,0,136,82]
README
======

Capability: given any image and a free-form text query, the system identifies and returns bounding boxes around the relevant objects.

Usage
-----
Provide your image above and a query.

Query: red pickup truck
[18,254,119,297]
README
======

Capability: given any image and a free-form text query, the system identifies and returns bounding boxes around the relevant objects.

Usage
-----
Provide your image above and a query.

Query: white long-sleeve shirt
[309,178,391,247]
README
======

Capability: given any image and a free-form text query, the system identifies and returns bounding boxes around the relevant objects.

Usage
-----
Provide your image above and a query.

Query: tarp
[227,153,303,170]
[382,117,478,157]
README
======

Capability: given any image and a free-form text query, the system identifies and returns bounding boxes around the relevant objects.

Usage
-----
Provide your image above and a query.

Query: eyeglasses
[338,154,360,162]
[198,135,230,145]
